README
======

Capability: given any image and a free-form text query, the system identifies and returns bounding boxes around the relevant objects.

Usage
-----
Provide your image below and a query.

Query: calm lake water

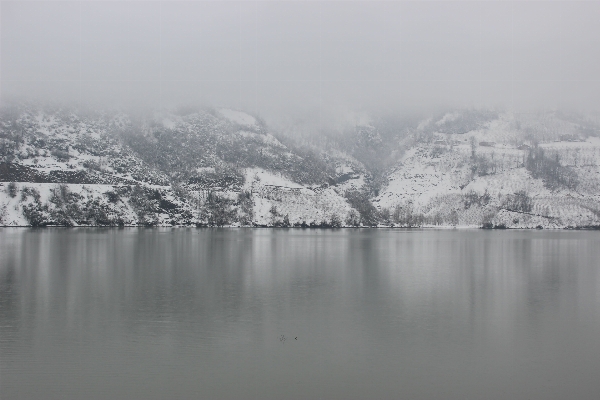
[1,228,600,400]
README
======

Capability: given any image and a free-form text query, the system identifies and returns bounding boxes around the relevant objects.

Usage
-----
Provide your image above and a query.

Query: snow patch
[436,112,460,126]
[244,168,303,189]
[219,109,257,126]
[237,131,284,147]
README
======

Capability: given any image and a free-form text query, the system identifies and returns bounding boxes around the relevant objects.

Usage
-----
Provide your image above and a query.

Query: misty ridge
[2,1,600,228]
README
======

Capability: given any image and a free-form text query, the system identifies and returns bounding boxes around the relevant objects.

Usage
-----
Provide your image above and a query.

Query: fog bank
[2,1,600,125]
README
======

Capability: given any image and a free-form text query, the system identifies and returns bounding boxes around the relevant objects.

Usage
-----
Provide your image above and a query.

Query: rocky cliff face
[1,104,600,228]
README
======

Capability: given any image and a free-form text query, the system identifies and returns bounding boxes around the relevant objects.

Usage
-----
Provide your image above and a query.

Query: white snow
[244,168,303,190]
[242,167,353,226]
[436,112,460,126]
[237,131,284,147]
[219,109,257,126]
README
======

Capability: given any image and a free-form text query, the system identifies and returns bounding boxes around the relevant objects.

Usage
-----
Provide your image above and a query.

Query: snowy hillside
[374,111,600,228]
[0,103,362,227]
[2,104,600,228]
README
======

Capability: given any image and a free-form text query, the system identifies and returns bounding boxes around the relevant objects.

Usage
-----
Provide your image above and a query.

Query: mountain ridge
[2,103,600,228]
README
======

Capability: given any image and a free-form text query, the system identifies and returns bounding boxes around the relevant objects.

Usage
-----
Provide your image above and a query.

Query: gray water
[1,229,599,400]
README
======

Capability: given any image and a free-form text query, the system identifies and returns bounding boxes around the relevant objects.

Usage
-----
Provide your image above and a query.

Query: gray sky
[2,1,599,122]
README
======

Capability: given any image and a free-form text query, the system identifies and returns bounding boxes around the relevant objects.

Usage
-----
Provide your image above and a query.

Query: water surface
[1,228,600,399]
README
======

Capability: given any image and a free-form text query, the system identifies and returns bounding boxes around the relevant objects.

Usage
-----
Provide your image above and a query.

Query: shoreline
[2,224,599,230]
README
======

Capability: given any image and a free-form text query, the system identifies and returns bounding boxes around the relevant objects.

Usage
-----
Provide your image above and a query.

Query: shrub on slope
[525,145,578,190]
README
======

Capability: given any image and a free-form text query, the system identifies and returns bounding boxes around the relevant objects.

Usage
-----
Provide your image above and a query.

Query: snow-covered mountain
[0,103,364,227]
[1,103,600,228]
[373,110,600,228]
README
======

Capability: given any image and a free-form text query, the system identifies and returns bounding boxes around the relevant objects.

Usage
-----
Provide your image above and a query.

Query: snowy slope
[243,168,352,226]
[1,104,362,227]
[3,105,600,228]
[375,111,600,228]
